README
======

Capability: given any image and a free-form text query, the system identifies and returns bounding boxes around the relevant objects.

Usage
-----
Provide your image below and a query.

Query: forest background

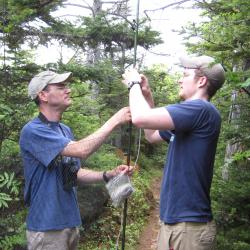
[0,0,249,249]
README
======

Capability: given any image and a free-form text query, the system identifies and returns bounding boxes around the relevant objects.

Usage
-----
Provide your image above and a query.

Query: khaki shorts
[157,221,216,250]
[26,227,79,250]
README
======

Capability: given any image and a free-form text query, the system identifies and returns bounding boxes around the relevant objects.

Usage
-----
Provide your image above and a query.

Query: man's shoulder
[180,99,219,113]
[20,117,51,140]
[168,99,205,112]
[181,99,207,106]
[21,117,42,131]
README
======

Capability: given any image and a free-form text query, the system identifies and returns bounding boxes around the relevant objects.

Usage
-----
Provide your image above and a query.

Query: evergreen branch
[38,0,56,8]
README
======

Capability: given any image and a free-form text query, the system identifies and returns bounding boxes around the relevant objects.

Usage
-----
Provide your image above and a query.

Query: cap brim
[179,56,200,68]
[49,72,72,84]
[179,55,215,69]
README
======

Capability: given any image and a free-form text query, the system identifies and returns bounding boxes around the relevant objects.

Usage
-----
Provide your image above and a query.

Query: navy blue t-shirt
[159,99,221,223]
[19,117,81,231]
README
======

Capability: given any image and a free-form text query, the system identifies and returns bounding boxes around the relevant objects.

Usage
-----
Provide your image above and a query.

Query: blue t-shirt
[19,117,81,231]
[159,99,221,224]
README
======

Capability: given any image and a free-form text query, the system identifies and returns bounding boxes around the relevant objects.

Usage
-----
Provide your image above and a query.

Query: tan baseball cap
[28,71,72,100]
[179,55,225,91]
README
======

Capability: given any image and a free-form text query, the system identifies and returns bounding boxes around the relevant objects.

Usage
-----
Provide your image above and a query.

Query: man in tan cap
[122,55,225,250]
[19,71,132,250]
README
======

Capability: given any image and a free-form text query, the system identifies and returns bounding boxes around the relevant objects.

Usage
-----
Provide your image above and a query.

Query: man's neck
[39,108,62,122]
[187,92,209,101]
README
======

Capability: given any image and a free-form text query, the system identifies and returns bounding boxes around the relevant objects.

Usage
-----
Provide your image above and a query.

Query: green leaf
[240,78,250,88]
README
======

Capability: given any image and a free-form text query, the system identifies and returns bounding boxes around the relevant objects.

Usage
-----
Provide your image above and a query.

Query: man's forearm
[129,84,151,120]
[77,168,104,184]
[62,116,119,159]
[77,168,117,184]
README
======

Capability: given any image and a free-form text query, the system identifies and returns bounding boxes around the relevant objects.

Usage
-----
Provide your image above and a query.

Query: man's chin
[63,101,72,110]
[66,99,72,105]
[178,93,185,101]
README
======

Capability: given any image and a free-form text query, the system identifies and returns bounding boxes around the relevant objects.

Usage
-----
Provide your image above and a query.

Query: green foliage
[85,145,124,171]
[233,150,250,161]
[183,0,250,71]
[0,172,21,209]
[0,210,27,250]
[78,14,162,54]
[241,78,250,88]
[143,65,180,106]
[1,2,67,53]
[0,230,26,250]
[213,90,250,246]
[0,139,20,161]
[0,192,12,209]
[0,49,40,161]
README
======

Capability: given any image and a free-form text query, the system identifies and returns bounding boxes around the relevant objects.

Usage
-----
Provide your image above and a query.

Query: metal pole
[133,0,140,67]
[121,1,140,249]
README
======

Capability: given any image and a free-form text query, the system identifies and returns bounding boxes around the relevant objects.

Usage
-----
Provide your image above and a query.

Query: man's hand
[140,74,155,108]
[140,74,150,96]
[113,107,131,125]
[107,165,134,179]
[122,68,141,88]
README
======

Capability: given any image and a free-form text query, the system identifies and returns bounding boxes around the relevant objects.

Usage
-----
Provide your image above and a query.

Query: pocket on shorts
[27,231,45,250]
[199,223,216,245]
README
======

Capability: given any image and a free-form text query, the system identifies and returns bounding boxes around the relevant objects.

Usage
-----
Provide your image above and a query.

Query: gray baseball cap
[179,55,225,90]
[28,71,72,100]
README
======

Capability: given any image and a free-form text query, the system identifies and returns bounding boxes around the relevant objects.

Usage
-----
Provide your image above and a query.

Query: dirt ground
[136,177,161,250]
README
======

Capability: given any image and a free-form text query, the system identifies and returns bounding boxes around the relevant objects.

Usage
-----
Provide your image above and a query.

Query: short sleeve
[159,130,173,142]
[166,100,208,133]
[20,123,71,167]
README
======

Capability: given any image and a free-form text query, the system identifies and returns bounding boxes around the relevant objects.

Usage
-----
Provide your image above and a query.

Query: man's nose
[65,87,71,93]
[177,78,183,84]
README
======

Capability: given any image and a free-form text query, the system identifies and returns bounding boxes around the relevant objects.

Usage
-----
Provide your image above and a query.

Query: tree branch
[63,3,92,10]
[147,50,170,56]
[54,14,83,19]
[106,12,133,27]
[39,0,56,8]
[144,0,192,14]
[101,0,128,4]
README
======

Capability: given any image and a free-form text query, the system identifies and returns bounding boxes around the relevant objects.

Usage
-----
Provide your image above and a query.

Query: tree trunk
[222,59,250,180]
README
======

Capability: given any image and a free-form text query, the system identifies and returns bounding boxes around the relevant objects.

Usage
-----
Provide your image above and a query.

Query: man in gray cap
[122,55,225,250]
[19,71,132,250]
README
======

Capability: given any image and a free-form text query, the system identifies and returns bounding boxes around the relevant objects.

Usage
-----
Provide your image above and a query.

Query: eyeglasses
[43,83,70,91]
[54,84,70,90]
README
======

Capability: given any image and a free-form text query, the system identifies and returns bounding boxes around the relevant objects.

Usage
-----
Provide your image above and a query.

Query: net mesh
[105,173,135,207]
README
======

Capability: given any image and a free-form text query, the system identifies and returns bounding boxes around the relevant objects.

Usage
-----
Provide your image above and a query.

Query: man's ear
[198,76,208,88]
[37,91,48,103]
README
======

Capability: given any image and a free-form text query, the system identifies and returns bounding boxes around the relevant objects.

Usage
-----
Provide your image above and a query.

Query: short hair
[194,68,219,98]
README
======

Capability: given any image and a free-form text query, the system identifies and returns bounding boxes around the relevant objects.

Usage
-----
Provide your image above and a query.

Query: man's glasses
[43,83,70,91]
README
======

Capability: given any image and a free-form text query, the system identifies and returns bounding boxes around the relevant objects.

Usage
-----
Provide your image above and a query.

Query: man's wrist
[128,81,140,91]
[103,171,110,183]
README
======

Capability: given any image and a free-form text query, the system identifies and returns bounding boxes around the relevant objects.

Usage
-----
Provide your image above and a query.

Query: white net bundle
[106,173,135,207]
